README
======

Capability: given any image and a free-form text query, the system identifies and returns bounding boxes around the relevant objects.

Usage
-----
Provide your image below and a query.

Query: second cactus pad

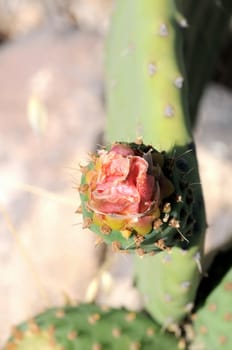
[79,141,196,255]
[191,252,232,350]
[4,303,179,350]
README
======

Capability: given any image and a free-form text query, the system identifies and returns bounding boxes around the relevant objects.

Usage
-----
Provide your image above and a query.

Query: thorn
[224,313,232,321]
[55,309,65,318]
[163,203,171,213]
[181,281,191,290]
[224,282,232,291]
[185,302,194,312]
[164,294,172,302]
[149,251,156,256]
[135,136,143,145]
[155,239,168,251]
[153,218,163,230]
[126,312,136,322]
[164,104,175,117]
[148,62,157,76]
[100,224,112,235]
[28,319,40,333]
[176,14,188,28]
[146,327,155,336]
[208,303,217,312]
[162,213,170,223]
[67,330,77,340]
[78,184,89,194]
[162,253,172,264]
[194,252,202,273]
[112,241,121,252]
[79,164,89,174]
[75,205,82,214]
[176,195,183,203]
[95,237,104,247]
[88,313,101,324]
[11,327,23,341]
[174,76,184,88]
[178,338,186,350]
[136,248,145,256]
[82,217,93,229]
[161,317,174,331]
[134,234,144,247]
[112,327,121,338]
[176,228,190,243]
[218,335,227,345]
[199,325,208,334]
[130,342,141,350]
[159,23,169,36]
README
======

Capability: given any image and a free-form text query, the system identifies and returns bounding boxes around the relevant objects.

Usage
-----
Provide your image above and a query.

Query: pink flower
[88,144,158,216]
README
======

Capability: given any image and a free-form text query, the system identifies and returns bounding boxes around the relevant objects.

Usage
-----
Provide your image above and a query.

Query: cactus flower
[79,142,186,253]
[88,143,158,217]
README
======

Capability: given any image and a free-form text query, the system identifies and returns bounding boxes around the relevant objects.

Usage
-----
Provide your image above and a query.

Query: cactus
[3,303,179,350]
[134,247,201,327]
[190,249,232,350]
[103,0,206,326]
[105,0,192,149]
[4,0,232,349]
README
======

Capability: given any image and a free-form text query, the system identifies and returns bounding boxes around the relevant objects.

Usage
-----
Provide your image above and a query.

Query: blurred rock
[0,0,44,39]
[0,27,105,345]
[0,0,114,41]
[195,84,232,266]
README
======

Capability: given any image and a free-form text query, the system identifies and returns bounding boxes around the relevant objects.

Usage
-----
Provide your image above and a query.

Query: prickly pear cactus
[79,141,197,255]
[104,0,206,326]
[3,303,179,350]
[134,246,202,326]
[191,252,232,350]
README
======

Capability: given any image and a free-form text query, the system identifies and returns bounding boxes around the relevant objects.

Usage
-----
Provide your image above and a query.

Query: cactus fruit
[79,141,199,255]
[3,303,179,350]
[190,250,232,350]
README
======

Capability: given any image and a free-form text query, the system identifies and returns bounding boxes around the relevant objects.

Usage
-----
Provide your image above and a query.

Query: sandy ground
[0,24,231,346]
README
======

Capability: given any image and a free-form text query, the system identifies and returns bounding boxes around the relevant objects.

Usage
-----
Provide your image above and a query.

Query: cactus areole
[79,141,196,255]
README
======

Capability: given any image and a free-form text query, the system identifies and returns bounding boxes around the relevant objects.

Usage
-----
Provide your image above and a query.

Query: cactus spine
[106,0,206,325]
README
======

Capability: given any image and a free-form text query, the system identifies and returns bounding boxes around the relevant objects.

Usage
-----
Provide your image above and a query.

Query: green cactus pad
[105,0,192,150]
[79,142,197,255]
[4,303,179,350]
[135,246,201,326]
[191,252,232,350]
[103,0,206,326]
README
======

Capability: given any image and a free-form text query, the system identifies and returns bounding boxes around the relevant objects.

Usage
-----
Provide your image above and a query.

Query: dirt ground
[0,4,232,346]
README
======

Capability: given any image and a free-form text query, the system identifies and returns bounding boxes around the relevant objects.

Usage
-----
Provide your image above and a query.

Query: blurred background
[0,0,231,346]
